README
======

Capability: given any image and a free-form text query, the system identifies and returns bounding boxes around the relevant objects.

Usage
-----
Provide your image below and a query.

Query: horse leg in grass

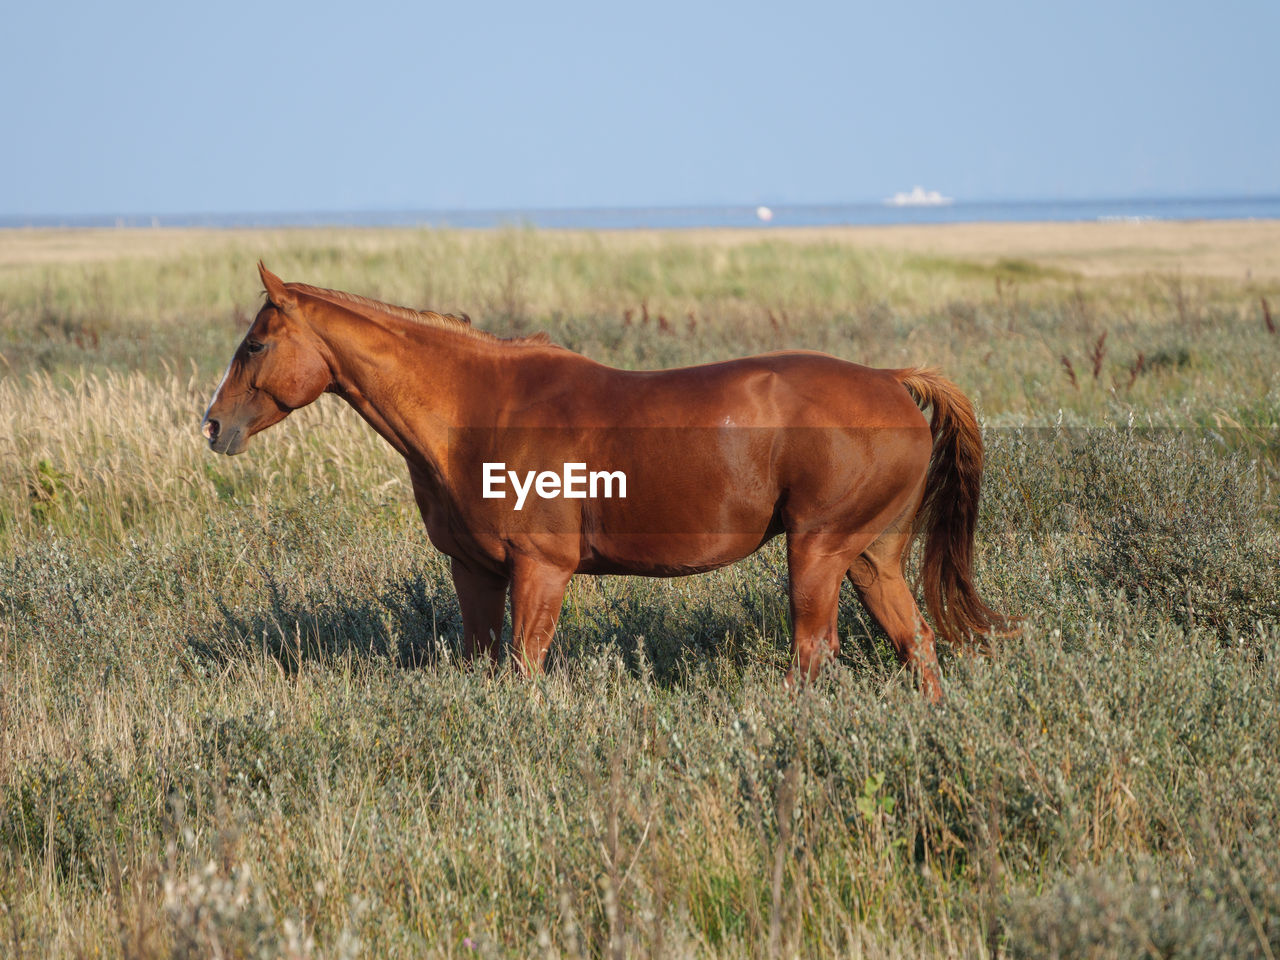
[451,558,509,664]
[785,532,859,685]
[848,528,944,703]
[509,562,574,676]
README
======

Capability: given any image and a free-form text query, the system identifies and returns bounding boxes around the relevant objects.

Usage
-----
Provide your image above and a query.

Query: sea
[3,196,1279,230]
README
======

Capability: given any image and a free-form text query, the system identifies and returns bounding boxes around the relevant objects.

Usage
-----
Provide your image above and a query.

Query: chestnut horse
[202,264,1007,699]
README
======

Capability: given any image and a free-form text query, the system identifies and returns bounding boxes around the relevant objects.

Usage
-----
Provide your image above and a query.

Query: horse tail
[893,367,1011,646]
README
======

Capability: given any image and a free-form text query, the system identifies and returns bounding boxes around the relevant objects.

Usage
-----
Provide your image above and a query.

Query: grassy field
[1,223,1278,958]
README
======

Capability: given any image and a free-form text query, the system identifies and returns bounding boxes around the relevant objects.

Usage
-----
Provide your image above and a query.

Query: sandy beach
[2,219,1278,280]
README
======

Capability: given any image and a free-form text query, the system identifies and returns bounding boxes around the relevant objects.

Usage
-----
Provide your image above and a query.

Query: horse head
[201,263,331,455]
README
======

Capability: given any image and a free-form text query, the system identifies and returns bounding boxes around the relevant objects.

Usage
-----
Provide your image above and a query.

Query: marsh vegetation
[1,224,1278,957]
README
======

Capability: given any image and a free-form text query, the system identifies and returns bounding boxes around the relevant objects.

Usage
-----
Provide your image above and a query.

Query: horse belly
[574,442,783,574]
[576,528,780,576]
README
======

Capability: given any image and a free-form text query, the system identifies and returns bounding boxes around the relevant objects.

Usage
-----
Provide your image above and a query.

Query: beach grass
[1,223,1279,958]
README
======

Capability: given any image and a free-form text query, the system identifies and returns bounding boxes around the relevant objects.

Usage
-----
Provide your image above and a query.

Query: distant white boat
[755,205,774,222]
[884,186,954,207]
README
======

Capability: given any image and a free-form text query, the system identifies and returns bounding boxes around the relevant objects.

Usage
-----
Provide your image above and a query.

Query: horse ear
[258,261,297,312]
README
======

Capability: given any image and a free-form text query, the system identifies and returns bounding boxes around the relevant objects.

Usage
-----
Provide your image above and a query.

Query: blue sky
[2,0,1275,216]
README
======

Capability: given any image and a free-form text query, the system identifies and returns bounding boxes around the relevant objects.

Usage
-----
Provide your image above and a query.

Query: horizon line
[4,192,1280,225]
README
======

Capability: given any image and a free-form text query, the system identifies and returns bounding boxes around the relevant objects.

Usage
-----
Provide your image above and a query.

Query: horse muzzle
[202,417,248,455]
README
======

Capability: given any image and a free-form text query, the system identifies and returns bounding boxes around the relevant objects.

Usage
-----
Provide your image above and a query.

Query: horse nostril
[203,418,220,441]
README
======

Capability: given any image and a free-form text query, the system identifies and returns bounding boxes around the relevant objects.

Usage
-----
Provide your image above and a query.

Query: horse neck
[304,300,478,469]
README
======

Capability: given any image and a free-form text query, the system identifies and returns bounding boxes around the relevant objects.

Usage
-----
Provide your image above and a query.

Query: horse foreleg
[451,558,509,665]
[509,562,574,677]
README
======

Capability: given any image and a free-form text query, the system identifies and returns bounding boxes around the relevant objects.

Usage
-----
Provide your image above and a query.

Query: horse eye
[245,340,266,354]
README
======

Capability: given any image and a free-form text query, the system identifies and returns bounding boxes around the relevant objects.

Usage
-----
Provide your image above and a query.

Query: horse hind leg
[848,527,944,703]
[784,531,862,685]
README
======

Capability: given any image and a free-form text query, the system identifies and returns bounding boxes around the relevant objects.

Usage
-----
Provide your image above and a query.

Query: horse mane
[285,282,553,346]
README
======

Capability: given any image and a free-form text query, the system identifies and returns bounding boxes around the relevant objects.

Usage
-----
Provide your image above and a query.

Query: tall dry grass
[1,226,1278,958]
